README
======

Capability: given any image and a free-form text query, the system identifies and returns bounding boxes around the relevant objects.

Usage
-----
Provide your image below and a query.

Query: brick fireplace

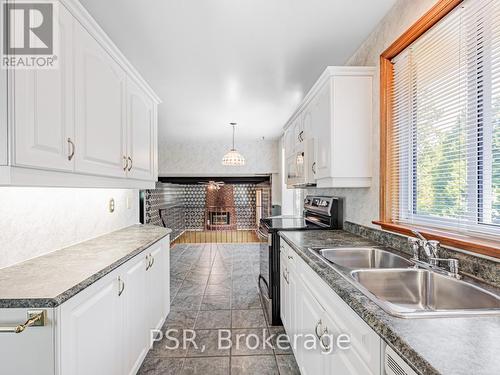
[205,185,237,230]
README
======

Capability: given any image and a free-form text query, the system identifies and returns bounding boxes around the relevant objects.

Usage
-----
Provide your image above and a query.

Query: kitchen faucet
[408,230,461,279]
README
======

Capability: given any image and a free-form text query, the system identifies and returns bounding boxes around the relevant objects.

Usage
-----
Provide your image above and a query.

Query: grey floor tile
[231,291,262,309]
[187,329,231,357]
[148,330,189,358]
[200,294,231,310]
[171,294,203,311]
[176,280,207,296]
[195,310,231,329]
[230,328,273,356]
[184,273,210,284]
[231,309,267,328]
[275,354,300,375]
[208,274,231,285]
[230,355,279,375]
[137,356,184,374]
[163,310,198,330]
[269,326,293,355]
[139,243,301,374]
[205,283,231,296]
[181,357,230,375]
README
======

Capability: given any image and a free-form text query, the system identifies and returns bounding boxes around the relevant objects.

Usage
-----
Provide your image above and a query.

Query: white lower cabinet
[296,281,329,375]
[145,242,166,332]
[280,240,382,375]
[123,255,148,374]
[0,237,170,375]
[59,271,123,375]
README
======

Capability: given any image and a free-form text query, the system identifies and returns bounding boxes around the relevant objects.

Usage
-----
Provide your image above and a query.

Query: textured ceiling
[80,0,396,141]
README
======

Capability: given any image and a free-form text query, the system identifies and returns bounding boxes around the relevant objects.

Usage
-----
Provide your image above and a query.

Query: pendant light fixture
[222,122,245,166]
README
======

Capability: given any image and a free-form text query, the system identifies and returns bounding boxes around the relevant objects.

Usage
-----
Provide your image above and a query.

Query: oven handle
[257,228,269,241]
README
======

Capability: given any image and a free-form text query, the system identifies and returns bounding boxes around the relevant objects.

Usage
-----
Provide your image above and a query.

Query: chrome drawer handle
[127,156,133,171]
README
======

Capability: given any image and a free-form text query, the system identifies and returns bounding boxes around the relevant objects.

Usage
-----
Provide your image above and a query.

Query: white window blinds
[391,0,500,238]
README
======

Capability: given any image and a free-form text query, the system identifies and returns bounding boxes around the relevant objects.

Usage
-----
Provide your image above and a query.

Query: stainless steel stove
[257,196,343,325]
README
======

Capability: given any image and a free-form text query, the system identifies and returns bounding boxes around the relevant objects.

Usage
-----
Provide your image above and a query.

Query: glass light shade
[222,149,245,166]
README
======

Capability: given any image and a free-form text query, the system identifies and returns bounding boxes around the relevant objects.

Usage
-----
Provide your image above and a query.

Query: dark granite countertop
[0,225,171,308]
[279,230,500,375]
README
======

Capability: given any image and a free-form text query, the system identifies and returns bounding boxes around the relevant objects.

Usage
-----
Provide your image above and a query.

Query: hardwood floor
[173,230,259,244]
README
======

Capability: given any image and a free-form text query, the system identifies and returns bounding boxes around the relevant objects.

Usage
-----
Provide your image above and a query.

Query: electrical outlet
[109,198,115,213]
[126,194,131,209]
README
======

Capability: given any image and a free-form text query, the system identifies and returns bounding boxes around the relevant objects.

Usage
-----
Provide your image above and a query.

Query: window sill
[372,221,500,259]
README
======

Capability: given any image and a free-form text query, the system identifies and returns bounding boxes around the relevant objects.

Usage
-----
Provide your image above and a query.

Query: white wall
[0,188,139,269]
[159,139,279,176]
[306,0,437,227]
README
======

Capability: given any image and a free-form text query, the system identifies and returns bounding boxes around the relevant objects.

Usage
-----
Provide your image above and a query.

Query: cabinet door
[284,127,294,158]
[312,82,332,180]
[287,264,298,341]
[296,282,328,375]
[285,155,297,186]
[127,78,155,180]
[60,275,122,375]
[146,242,165,331]
[302,109,312,142]
[74,22,127,178]
[123,256,148,375]
[162,237,171,316]
[12,5,74,171]
[280,253,289,328]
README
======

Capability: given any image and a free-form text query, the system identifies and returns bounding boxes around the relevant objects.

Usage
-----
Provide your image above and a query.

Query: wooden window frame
[377,0,500,259]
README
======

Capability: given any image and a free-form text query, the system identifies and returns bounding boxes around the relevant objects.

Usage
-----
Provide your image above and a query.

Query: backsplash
[0,187,139,269]
[344,221,500,287]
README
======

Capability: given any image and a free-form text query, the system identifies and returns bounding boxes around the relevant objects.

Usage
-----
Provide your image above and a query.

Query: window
[380,0,500,253]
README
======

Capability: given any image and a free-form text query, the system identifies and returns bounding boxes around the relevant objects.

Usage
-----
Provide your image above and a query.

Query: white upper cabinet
[311,82,332,180]
[74,21,127,178]
[126,77,155,181]
[0,1,160,188]
[282,66,374,188]
[12,5,75,172]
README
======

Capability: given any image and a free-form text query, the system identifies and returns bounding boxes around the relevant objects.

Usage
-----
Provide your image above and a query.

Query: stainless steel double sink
[309,247,500,318]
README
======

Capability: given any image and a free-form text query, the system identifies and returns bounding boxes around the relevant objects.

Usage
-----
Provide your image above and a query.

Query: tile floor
[138,243,300,375]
